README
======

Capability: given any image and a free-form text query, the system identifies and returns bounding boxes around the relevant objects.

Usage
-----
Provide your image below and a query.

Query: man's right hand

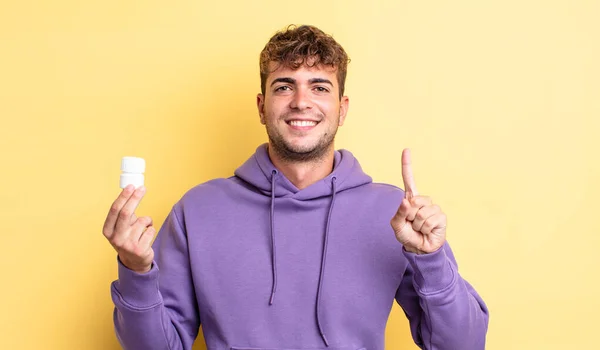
[103,185,155,273]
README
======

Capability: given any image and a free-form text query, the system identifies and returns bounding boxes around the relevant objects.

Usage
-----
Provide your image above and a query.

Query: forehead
[266,61,338,84]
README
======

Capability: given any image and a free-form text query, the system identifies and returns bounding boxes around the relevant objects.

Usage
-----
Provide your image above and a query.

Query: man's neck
[267,144,335,190]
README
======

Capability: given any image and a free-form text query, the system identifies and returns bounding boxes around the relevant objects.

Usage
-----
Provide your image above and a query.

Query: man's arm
[390,149,489,348]
[109,203,200,350]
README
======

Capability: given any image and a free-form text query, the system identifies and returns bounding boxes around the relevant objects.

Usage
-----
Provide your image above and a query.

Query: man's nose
[290,88,312,110]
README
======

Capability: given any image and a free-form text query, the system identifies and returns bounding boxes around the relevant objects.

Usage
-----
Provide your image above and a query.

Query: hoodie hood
[234,143,372,200]
[234,143,372,346]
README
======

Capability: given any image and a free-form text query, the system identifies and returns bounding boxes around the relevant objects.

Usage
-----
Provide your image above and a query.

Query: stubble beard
[266,113,339,163]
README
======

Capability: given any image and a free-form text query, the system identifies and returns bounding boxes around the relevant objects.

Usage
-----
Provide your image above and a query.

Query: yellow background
[1,0,598,349]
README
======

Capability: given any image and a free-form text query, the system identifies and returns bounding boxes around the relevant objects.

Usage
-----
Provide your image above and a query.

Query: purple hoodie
[111,144,489,350]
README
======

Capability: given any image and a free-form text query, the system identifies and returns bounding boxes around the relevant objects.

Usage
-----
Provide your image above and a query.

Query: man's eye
[275,86,291,92]
[315,86,329,92]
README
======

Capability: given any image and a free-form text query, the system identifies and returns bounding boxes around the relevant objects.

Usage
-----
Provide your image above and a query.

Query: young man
[103,25,489,350]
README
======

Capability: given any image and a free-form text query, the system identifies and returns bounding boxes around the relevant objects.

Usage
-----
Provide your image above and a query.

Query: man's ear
[257,93,266,125]
[338,96,350,126]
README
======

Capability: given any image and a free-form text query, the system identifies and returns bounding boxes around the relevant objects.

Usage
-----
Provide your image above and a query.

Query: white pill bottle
[120,156,145,189]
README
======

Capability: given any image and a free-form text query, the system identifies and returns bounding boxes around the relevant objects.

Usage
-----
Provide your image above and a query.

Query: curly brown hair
[259,25,350,99]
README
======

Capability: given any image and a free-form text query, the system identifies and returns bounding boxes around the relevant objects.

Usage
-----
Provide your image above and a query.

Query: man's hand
[390,149,447,254]
[102,185,155,273]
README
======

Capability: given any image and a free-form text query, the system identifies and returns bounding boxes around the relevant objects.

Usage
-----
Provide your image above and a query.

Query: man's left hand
[390,148,447,255]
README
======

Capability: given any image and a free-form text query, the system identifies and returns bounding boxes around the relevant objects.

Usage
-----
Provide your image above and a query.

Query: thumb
[392,198,411,230]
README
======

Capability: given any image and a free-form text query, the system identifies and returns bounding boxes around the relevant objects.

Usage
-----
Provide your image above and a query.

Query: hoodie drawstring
[268,173,337,347]
[316,176,337,347]
[269,170,278,305]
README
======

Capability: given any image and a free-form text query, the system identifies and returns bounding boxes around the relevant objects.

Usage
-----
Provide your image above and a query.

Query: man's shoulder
[344,181,405,207]
[177,176,240,206]
[355,180,405,196]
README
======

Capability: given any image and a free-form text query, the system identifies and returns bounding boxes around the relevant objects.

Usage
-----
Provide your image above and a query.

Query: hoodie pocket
[231,348,366,350]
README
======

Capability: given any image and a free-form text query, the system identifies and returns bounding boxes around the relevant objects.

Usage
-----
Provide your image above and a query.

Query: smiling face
[257,61,349,162]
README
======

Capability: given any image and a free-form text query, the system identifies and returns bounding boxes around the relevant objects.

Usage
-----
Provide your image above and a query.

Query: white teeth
[289,120,317,127]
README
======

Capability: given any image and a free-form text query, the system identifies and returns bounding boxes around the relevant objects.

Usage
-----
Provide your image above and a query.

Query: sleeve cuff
[113,255,162,308]
[402,242,456,295]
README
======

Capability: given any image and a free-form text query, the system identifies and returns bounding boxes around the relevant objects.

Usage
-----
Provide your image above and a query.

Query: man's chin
[285,145,317,155]
[268,133,335,162]
[283,140,327,155]
[279,143,332,162]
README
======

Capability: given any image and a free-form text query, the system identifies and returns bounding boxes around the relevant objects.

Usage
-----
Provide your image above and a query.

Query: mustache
[281,111,325,120]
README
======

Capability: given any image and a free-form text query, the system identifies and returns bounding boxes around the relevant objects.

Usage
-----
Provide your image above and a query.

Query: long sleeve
[110,204,200,350]
[395,242,489,349]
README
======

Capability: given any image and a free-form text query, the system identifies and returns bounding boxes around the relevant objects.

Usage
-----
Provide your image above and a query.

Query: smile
[287,120,318,127]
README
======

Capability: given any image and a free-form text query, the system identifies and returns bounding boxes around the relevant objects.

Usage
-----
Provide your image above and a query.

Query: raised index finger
[402,148,418,198]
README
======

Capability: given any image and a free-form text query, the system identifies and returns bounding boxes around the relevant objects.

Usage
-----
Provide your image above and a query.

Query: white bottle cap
[120,157,145,189]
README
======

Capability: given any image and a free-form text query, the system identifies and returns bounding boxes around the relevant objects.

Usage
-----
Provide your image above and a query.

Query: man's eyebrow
[269,77,334,87]
[270,77,296,86]
[309,78,333,86]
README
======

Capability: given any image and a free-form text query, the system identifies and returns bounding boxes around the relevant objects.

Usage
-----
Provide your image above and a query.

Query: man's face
[257,61,349,162]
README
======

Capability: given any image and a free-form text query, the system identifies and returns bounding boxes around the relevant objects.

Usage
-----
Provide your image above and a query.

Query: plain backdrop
[1,0,599,349]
